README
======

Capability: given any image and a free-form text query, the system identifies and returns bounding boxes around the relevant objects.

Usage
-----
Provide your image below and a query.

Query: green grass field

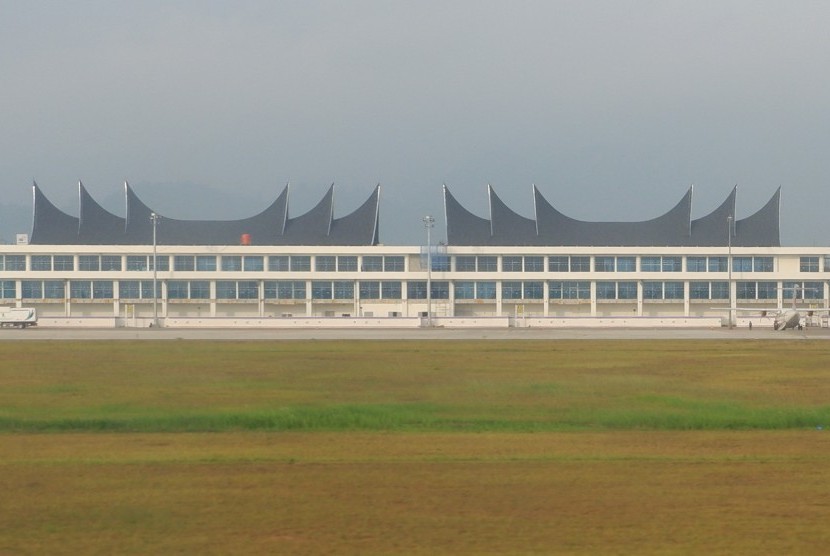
[2,340,830,554]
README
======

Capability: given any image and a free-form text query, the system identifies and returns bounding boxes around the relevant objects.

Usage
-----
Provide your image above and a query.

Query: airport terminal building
[1,182,828,328]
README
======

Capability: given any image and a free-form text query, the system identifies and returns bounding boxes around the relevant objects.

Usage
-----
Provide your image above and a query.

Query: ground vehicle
[0,307,38,328]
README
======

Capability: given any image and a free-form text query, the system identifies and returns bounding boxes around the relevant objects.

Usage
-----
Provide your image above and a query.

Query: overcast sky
[2,1,829,245]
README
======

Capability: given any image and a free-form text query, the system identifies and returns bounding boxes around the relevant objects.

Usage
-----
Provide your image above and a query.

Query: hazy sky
[2,1,829,245]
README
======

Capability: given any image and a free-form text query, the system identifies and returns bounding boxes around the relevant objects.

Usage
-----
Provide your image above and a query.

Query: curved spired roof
[30,182,79,244]
[30,182,380,246]
[444,184,781,247]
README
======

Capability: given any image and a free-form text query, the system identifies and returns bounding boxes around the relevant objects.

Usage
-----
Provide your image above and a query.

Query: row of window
[6,279,823,302]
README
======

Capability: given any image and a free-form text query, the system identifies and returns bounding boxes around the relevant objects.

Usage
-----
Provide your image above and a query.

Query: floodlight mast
[423,215,435,327]
[727,215,733,329]
[150,212,160,328]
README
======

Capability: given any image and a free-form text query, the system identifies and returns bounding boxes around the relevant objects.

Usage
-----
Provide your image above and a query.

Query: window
[381,281,401,299]
[476,282,496,299]
[119,281,141,299]
[687,257,707,272]
[756,281,776,299]
[190,281,210,299]
[616,257,636,272]
[407,281,427,299]
[618,282,637,299]
[265,281,305,300]
[548,256,570,272]
[524,256,544,272]
[711,282,729,299]
[662,257,682,272]
[503,256,523,272]
[92,281,113,298]
[736,281,756,299]
[502,281,523,299]
[800,257,819,273]
[595,256,615,272]
[21,281,43,299]
[643,282,663,300]
[0,281,15,299]
[101,256,121,271]
[316,256,336,271]
[804,282,823,299]
[733,257,752,272]
[641,257,661,272]
[333,281,354,299]
[126,256,147,271]
[70,281,91,299]
[753,257,773,272]
[478,257,497,272]
[708,257,727,272]
[311,281,332,300]
[196,256,216,271]
[456,256,476,272]
[174,256,195,271]
[431,255,451,271]
[664,282,684,300]
[550,281,589,300]
[31,256,52,271]
[338,256,357,272]
[269,256,290,272]
[690,282,710,299]
[216,281,237,299]
[237,281,258,299]
[44,281,65,299]
[524,282,544,299]
[78,255,100,271]
[384,256,405,272]
[54,255,74,271]
[243,256,264,272]
[290,256,310,272]
[596,282,616,299]
[571,257,591,272]
[221,256,242,271]
[167,281,189,299]
[361,256,383,271]
[455,281,475,300]
[432,281,450,300]
[359,281,380,299]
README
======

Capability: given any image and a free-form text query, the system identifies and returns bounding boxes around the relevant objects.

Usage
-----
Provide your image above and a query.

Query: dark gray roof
[30,182,380,246]
[445,185,781,247]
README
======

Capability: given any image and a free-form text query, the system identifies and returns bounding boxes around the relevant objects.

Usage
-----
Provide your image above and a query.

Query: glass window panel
[167,281,188,299]
[268,256,289,272]
[711,282,729,299]
[21,281,43,299]
[78,255,100,271]
[44,280,64,299]
[290,256,310,272]
[455,281,475,300]
[524,281,544,299]
[70,281,91,299]
[315,256,336,272]
[221,256,242,271]
[475,281,496,299]
[690,282,710,299]
[502,281,523,299]
[431,255,451,271]
[477,256,497,272]
[456,256,476,272]
[804,282,823,299]
[643,282,663,299]
[333,281,354,299]
[174,256,195,271]
[664,282,684,299]
[708,257,727,272]
[597,282,616,299]
[384,256,404,272]
[31,255,52,271]
[92,281,113,298]
[196,256,216,271]
[243,256,264,272]
[753,257,774,272]
[662,257,682,272]
[311,281,332,299]
[216,281,237,299]
[126,256,147,271]
[361,256,383,271]
[431,281,449,299]
[687,257,707,272]
[0,280,15,299]
[618,282,637,299]
[616,257,636,272]
[101,256,121,271]
[736,281,756,299]
[381,281,401,299]
[524,256,544,272]
[548,256,569,272]
[235,281,257,299]
[757,281,777,299]
[188,281,209,299]
[407,281,427,299]
[53,255,74,271]
[359,281,380,299]
[595,256,615,272]
[120,280,139,298]
[502,256,523,272]
[800,257,819,272]
[641,257,661,272]
[338,256,358,272]
[733,257,753,272]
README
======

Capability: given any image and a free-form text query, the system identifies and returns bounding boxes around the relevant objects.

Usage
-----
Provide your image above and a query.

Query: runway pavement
[2,326,829,341]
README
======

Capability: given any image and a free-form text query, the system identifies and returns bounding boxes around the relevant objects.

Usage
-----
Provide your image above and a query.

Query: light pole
[727,215,733,329]
[150,212,160,327]
[423,215,435,326]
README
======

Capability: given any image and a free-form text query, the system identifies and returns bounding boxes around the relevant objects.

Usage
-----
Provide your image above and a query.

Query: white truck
[0,307,38,328]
